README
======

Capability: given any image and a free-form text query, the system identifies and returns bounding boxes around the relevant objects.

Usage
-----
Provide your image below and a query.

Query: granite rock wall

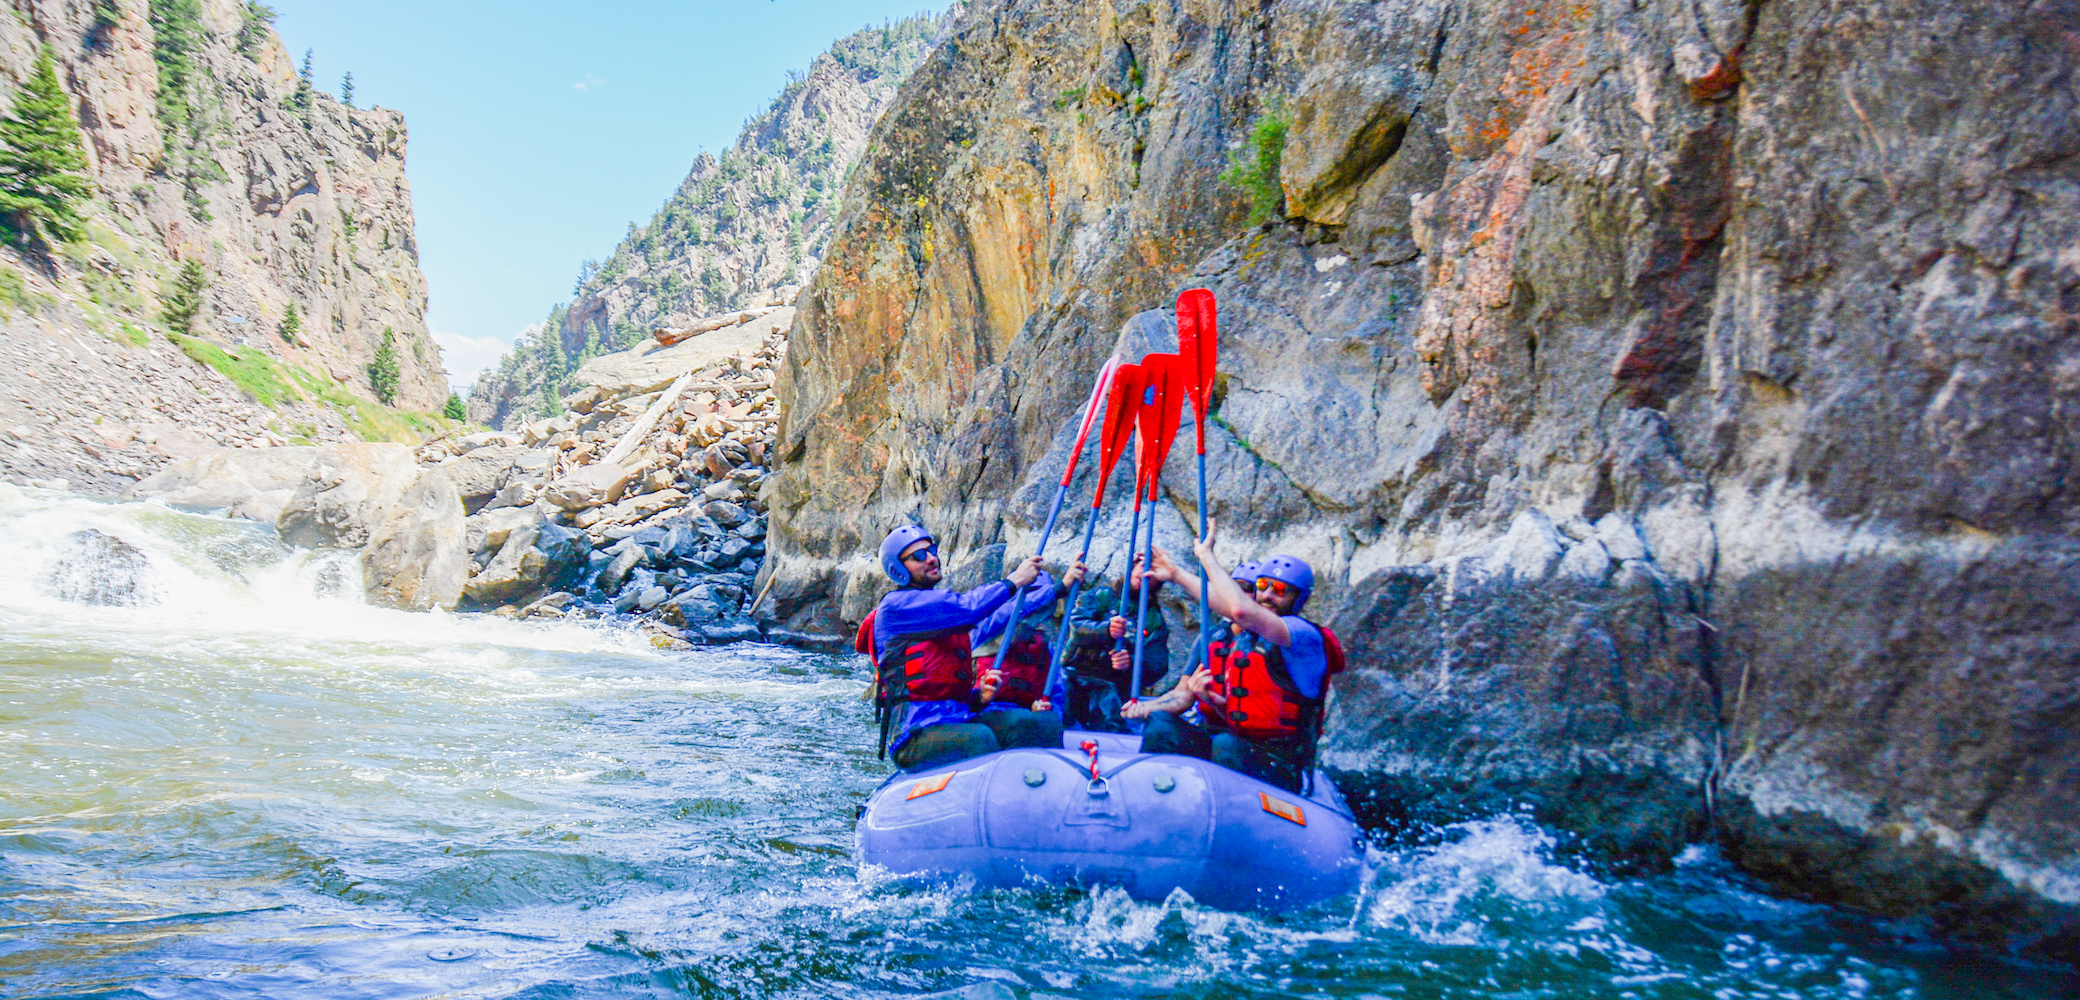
[763,0,2080,958]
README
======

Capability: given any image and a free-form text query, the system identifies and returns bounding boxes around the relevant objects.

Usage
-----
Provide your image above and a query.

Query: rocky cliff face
[0,0,445,494]
[467,14,946,430]
[765,0,2080,959]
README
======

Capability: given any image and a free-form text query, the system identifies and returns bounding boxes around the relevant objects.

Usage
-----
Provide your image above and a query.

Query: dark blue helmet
[880,525,935,586]
[1257,554,1314,613]
[1230,560,1261,586]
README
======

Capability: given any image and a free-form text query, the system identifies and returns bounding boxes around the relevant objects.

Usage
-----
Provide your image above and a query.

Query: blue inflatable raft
[857,731,1366,910]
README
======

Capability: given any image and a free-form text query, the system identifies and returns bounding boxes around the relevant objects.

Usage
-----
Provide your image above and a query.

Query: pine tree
[162,258,206,334]
[292,49,313,113]
[277,302,300,343]
[0,46,94,252]
[340,72,353,108]
[367,328,401,404]
[443,393,465,421]
[238,3,277,57]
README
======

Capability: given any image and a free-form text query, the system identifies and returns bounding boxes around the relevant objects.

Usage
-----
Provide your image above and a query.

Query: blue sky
[266,0,948,390]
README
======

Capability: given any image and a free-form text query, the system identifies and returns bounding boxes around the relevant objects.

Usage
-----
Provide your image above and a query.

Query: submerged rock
[41,529,154,607]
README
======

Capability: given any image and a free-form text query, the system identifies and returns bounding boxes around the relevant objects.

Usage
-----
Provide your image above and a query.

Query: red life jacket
[975,628,1050,709]
[857,609,976,708]
[1199,619,1346,741]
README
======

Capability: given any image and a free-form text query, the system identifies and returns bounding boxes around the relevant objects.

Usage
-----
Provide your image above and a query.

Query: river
[0,485,2070,999]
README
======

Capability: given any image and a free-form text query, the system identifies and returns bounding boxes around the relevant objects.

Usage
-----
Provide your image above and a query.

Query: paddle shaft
[991,480,1069,679]
[1130,474,1160,698]
[1041,507,1105,709]
[1193,449,1213,676]
[1110,477,1145,656]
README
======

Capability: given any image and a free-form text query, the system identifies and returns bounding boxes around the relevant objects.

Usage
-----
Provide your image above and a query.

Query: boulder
[504,448,556,489]
[123,446,320,523]
[465,505,540,556]
[697,620,763,645]
[574,306,792,396]
[635,585,670,611]
[596,545,645,596]
[277,443,421,550]
[442,446,530,513]
[461,519,592,606]
[763,628,850,653]
[703,500,749,528]
[542,462,633,511]
[362,466,469,611]
[659,591,726,627]
[42,529,154,607]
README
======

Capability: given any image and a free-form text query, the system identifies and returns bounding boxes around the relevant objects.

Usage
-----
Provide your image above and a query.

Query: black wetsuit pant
[1138,711,1310,793]
[892,707,1064,772]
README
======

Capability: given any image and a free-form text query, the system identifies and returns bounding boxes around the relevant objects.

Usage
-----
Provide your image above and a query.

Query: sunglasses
[1254,577,1294,597]
[901,545,940,565]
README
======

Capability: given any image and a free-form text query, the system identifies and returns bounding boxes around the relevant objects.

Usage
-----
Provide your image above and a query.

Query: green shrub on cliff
[161,258,206,334]
[368,328,401,405]
[1220,108,1289,226]
[278,302,300,343]
[0,46,94,252]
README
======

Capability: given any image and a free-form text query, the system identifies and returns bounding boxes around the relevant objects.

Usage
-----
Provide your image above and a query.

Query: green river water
[0,485,2071,999]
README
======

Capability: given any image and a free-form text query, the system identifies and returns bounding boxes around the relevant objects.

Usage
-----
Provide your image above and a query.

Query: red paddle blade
[1177,289,1218,453]
[1060,355,1122,487]
[1093,363,1144,505]
[1135,353,1186,489]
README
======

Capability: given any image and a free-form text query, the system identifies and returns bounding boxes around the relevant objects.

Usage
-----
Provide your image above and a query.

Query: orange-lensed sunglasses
[1255,576,1294,596]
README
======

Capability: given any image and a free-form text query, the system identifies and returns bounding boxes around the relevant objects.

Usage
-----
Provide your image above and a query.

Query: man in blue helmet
[856,524,1085,771]
[1125,522,1343,792]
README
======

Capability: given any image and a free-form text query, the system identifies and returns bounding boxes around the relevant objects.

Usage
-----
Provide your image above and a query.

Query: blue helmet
[1231,560,1261,586]
[880,525,936,586]
[1257,554,1314,613]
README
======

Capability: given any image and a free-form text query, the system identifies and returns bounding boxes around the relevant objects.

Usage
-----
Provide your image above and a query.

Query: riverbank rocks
[122,446,320,523]
[460,519,590,606]
[443,308,783,640]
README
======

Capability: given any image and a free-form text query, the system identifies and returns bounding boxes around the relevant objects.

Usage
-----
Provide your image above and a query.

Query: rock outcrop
[0,0,448,495]
[763,0,2080,959]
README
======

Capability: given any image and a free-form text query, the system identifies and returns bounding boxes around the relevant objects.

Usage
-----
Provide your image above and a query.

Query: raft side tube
[858,732,1364,909]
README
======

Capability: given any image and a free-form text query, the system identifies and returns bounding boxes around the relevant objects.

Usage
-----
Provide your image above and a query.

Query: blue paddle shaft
[1130,485,1157,697]
[1042,510,1105,709]
[993,480,1071,682]
[1111,480,1144,655]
